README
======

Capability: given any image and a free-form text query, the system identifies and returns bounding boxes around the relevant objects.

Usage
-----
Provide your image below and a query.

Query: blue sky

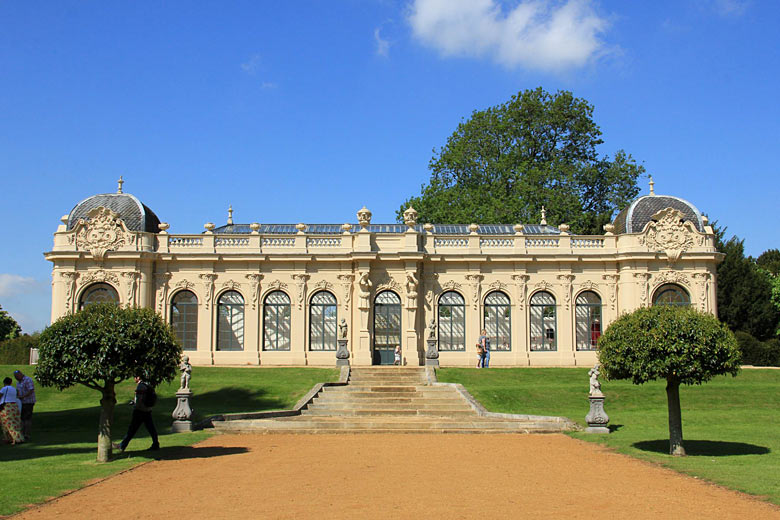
[1,0,777,333]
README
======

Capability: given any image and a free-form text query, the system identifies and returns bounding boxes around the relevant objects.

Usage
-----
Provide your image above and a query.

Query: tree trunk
[666,378,686,456]
[97,382,116,463]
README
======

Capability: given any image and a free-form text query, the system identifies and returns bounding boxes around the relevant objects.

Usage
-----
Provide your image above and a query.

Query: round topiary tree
[598,305,740,456]
[36,303,181,462]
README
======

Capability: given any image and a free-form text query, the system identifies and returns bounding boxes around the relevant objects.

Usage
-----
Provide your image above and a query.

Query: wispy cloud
[407,0,611,72]
[241,54,262,75]
[0,274,37,298]
[709,0,750,17]
[374,27,391,57]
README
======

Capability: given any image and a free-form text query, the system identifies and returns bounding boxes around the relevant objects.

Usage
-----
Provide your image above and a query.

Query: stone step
[311,396,467,405]
[301,408,475,417]
[216,427,564,434]
[308,399,469,408]
[214,418,568,432]
[329,385,448,392]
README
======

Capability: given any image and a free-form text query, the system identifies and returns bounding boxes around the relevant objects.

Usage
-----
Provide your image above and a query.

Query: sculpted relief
[639,208,697,265]
[73,207,136,261]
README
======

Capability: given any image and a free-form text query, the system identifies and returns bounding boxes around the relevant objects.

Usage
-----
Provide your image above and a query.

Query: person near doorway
[478,329,490,368]
[393,345,401,365]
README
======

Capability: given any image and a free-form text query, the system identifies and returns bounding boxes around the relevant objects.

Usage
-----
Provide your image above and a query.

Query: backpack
[142,385,157,408]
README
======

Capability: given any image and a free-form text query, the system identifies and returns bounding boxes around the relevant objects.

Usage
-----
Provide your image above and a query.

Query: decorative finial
[649,176,655,196]
[540,206,547,226]
[117,176,124,194]
[357,206,372,229]
[227,205,234,225]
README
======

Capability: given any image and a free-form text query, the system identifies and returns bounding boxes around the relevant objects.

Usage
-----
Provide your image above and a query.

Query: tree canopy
[36,303,181,461]
[0,304,22,340]
[599,305,740,456]
[397,87,644,234]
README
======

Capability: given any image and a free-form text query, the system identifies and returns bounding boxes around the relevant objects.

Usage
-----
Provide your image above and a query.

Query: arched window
[263,291,291,351]
[373,291,401,365]
[575,291,602,351]
[79,283,119,310]
[653,284,691,307]
[484,291,511,351]
[217,291,244,351]
[438,291,466,351]
[310,291,338,351]
[530,291,556,351]
[171,290,198,350]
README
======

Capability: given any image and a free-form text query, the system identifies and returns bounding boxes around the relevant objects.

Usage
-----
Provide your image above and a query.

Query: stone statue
[179,355,192,390]
[588,363,603,397]
[339,318,348,339]
[427,318,436,339]
[406,271,418,299]
[358,271,372,307]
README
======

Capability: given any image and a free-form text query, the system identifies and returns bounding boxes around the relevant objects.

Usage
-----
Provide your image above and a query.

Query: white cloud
[241,54,262,75]
[0,274,37,298]
[374,27,391,57]
[711,0,749,17]
[407,0,610,71]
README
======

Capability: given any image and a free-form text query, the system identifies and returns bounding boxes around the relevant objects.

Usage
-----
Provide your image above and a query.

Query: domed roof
[67,180,161,233]
[613,194,703,234]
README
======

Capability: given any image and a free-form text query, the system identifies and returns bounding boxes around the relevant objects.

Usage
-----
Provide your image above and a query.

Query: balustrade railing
[215,237,250,247]
[307,237,340,247]
[262,237,296,247]
[169,236,204,247]
[480,238,513,248]
[434,237,468,248]
[571,237,604,248]
[525,238,559,248]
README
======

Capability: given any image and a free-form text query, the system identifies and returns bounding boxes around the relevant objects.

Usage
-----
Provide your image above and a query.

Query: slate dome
[612,194,703,235]
[67,183,161,233]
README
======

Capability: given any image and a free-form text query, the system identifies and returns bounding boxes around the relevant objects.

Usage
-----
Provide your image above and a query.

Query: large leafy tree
[397,87,644,234]
[0,304,22,340]
[599,306,740,456]
[36,304,181,462]
[716,237,779,340]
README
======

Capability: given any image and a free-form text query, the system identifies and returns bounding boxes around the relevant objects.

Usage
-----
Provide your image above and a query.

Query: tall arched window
[530,291,556,351]
[653,284,690,307]
[310,291,337,351]
[575,291,601,351]
[373,291,401,365]
[171,290,198,350]
[438,291,466,351]
[217,290,244,351]
[263,291,291,351]
[79,283,119,310]
[484,291,511,351]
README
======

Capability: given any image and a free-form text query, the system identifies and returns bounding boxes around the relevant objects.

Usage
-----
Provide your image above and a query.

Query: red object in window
[590,322,601,346]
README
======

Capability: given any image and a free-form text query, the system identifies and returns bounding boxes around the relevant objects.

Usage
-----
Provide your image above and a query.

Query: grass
[437,367,780,505]
[0,365,338,516]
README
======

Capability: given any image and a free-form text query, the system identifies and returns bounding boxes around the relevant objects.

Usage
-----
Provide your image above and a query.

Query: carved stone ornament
[653,270,690,289]
[175,279,196,291]
[465,273,483,309]
[425,289,434,309]
[440,280,462,291]
[633,272,651,307]
[602,274,619,310]
[357,206,372,229]
[580,280,598,291]
[155,272,172,313]
[245,274,263,310]
[535,280,553,292]
[199,273,217,309]
[337,274,354,311]
[313,280,334,291]
[291,273,310,309]
[79,269,120,285]
[557,274,575,310]
[403,206,418,228]
[73,206,136,261]
[693,272,711,311]
[357,271,372,308]
[267,279,288,291]
[487,280,508,292]
[221,280,241,291]
[121,272,140,307]
[639,208,697,265]
[60,271,77,311]
[376,277,402,293]
[511,274,530,310]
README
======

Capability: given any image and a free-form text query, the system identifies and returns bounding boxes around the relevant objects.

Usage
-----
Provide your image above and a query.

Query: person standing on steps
[113,376,159,452]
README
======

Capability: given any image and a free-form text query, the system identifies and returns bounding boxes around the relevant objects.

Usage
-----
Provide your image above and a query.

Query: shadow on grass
[633,439,771,456]
[609,424,624,432]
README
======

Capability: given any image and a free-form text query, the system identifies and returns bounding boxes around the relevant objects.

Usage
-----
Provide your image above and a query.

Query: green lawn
[0,365,338,516]
[437,367,780,505]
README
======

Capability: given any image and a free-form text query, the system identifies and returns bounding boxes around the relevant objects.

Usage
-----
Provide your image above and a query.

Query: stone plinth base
[425,339,439,367]
[336,339,350,366]
[425,358,439,367]
[585,395,609,434]
[172,389,194,433]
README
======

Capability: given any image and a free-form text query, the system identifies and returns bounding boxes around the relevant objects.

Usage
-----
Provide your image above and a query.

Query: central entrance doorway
[373,291,401,365]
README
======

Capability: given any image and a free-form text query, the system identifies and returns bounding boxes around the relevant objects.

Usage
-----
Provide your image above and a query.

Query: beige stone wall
[46,210,720,367]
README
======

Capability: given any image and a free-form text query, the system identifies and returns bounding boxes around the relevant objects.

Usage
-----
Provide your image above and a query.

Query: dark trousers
[120,409,158,450]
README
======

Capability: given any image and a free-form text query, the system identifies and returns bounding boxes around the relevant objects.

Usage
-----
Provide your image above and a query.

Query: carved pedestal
[425,339,439,367]
[585,396,609,434]
[172,389,194,432]
[336,339,350,366]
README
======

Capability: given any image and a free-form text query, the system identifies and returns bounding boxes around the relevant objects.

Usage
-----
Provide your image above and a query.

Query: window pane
[217,291,244,351]
[171,290,198,350]
[79,283,119,310]
[263,291,291,351]
[485,291,511,351]
[438,291,465,351]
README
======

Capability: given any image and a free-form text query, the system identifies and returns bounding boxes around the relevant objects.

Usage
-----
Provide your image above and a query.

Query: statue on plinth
[179,355,192,391]
[339,318,348,339]
[588,363,603,397]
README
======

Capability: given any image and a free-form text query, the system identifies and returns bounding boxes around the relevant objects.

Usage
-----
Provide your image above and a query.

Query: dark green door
[373,291,401,365]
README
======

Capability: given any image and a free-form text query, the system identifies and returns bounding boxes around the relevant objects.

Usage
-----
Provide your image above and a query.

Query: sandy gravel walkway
[15,434,780,520]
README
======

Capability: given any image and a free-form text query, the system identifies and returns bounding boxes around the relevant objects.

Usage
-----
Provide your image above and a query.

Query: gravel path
[15,434,780,519]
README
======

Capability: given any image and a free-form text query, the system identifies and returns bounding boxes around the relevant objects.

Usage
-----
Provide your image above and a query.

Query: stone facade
[45,184,720,367]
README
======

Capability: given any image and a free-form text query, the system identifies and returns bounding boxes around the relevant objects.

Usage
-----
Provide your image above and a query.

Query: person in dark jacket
[113,376,159,452]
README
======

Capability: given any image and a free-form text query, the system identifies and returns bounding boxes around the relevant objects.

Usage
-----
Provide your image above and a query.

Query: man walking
[14,370,35,441]
[113,376,159,452]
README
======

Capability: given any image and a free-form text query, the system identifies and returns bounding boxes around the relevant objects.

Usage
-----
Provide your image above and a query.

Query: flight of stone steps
[212,367,577,434]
